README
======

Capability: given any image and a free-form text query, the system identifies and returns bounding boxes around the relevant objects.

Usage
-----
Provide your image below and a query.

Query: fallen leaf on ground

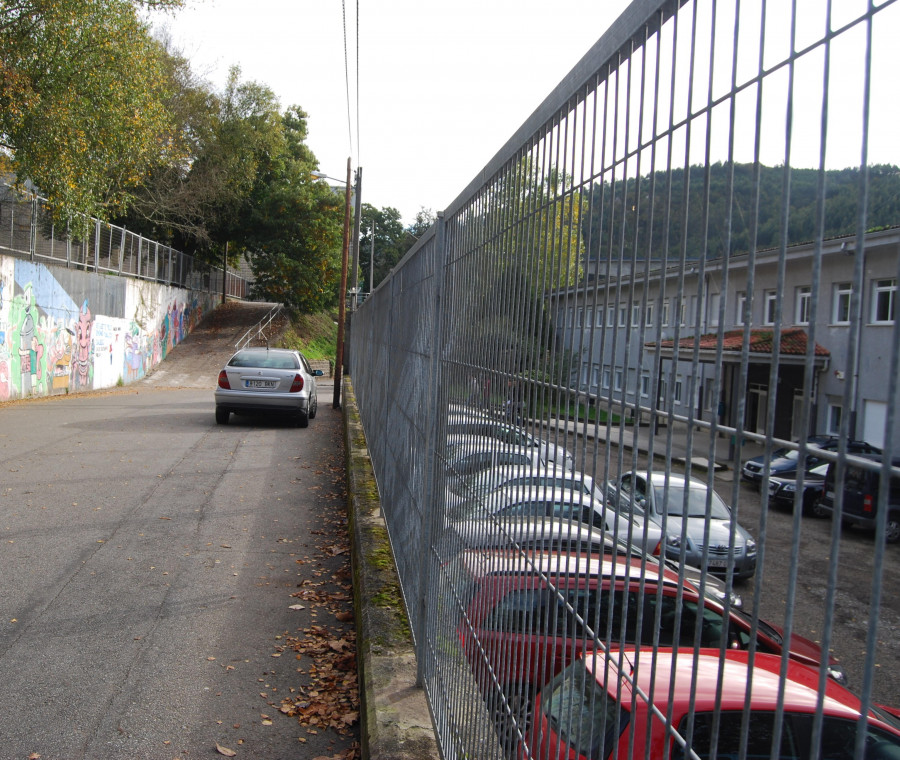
[215,743,237,757]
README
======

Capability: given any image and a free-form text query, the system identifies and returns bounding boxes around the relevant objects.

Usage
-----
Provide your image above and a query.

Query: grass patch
[276,311,338,360]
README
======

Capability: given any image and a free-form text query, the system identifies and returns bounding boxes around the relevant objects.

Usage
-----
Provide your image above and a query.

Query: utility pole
[333,159,353,409]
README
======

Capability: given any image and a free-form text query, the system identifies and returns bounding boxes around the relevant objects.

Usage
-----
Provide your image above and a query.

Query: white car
[447,463,603,507]
[214,347,322,428]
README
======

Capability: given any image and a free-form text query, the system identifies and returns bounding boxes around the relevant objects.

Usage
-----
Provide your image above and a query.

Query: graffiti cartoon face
[73,302,93,389]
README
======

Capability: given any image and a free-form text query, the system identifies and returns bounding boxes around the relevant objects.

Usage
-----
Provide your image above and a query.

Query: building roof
[651,327,830,357]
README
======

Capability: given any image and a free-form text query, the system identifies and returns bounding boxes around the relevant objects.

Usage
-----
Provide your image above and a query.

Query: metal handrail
[235,304,283,350]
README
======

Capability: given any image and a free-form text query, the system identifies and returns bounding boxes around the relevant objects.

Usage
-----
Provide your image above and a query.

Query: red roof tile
[652,327,830,357]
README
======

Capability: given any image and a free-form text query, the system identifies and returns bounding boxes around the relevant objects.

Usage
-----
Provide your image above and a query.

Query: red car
[527,648,900,759]
[458,549,844,745]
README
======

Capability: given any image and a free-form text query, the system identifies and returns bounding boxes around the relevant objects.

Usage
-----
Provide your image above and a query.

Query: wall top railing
[0,181,248,299]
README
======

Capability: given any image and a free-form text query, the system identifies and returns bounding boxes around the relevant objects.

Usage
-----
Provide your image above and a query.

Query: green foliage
[0,0,183,229]
[276,312,337,360]
[358,205,436,292]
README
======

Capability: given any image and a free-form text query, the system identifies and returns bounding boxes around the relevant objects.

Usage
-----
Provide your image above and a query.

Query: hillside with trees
[583,163,900,266]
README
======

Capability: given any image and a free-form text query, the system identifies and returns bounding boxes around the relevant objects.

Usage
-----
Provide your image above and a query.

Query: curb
[341,377,441,760]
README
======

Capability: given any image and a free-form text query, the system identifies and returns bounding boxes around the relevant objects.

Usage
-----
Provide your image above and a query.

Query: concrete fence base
[341,376,440,760]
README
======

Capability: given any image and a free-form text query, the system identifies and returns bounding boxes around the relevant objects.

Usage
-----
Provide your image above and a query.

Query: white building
[553,228,900,451]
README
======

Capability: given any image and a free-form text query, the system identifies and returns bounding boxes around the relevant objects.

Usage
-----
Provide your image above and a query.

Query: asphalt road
[564,429,900,708]
[0,304,354,759]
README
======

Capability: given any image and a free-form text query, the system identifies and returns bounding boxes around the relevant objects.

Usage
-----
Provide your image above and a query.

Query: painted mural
[0,256,211,401]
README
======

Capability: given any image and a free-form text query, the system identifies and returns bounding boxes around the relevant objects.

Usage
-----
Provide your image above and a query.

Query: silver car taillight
[217,370,231,390]
[289,374,304,392]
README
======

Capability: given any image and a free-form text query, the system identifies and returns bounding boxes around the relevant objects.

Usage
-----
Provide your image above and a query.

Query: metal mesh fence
[0,182,248,298]
[350,0,900,758]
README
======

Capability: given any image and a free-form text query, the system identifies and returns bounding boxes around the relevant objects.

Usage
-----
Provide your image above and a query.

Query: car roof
[582,648,873,721]
[486,484,598,505]
[460,548,674,586]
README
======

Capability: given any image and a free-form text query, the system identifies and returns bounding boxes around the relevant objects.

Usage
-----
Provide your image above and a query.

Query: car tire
[296,411,309,428]
[885,515,900,544]
[215,407,230,425]
[805,495,829,518]
[309,395,317,420]
[496,683,534,757]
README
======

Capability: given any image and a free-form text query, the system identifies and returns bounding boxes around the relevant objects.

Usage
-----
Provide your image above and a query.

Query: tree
[0,0,183,227]
[242,106,344,312]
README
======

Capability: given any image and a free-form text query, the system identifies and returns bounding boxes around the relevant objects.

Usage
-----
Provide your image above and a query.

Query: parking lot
[563,426,900,707]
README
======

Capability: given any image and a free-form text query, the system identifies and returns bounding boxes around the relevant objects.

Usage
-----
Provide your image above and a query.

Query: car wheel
[215,407,229,425]
[807,496,829,518]
[309,395,318,420]
[885,516,900,544]
[495,683,534,757]
[296,411,309,428]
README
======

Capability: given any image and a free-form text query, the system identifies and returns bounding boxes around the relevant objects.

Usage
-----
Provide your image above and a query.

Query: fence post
[94,220,100,272]
[29,196,37,261]
[416,212,447,688]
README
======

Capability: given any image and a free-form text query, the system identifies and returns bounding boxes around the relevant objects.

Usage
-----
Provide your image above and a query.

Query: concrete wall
[0,254,219,400]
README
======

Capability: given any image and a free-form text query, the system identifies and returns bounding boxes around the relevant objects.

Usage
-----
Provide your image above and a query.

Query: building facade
[554,229,900,451]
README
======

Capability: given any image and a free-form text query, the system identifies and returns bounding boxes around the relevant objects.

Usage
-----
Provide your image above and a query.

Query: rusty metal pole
[333,158,353,409]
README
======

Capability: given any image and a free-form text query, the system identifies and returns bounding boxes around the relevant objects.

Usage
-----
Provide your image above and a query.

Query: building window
[602,365,610,389]
[591,363,600,388]
[618,304,628,327]
[764,290,777,326]
[607,305,615,328]
[585,307,593,327]
[614,369,623,392]
[709,292,720,328]
[833,282,852,324]
[577,307,584,327]
[581,363,589,388]
[872,279,896,324]
[596,307,604,327]
[796,286,811,325]
[641,372,651,398]
[645,302,654,327]
[679,299,687,327]
[632,302,641,327]
[827,402,843,435]
[674,376,683,404]
[567,307,575,327]
[662,299,670,326]
[736,291,747,326]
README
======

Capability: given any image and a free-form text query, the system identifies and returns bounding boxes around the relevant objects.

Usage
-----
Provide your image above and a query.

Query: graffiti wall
[0,255,218,401]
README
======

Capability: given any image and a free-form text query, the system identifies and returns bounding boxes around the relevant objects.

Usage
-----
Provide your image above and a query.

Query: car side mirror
[313,369,324,377]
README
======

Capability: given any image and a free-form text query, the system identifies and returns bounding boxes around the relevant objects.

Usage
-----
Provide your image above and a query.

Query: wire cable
[341,0,353,158]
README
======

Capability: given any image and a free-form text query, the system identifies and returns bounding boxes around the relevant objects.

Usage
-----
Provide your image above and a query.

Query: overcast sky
[151,0,631,223]
[152,0,898,226]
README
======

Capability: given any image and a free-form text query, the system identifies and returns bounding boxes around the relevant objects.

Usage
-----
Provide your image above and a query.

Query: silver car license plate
[245,379,277,389]
[707,559,729,568]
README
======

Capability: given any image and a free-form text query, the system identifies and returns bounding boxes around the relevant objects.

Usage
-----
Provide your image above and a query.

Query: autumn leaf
[215,743,237,757]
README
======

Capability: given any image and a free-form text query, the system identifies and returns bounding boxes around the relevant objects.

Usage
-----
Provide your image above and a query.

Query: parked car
[607,471,757,579]
[214,347,322,427]
[819,455,900,543]
[450,485,660,552]
[459,550,843,748]
[453,516,741,609]
[445,438,546,482]
[742,436,881,486]
[447,463,602,507]
[767,462,830,517]
[446,415,574,471]
[527,648,900,760]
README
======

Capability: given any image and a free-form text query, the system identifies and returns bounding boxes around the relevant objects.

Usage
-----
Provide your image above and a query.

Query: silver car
[451,485,657,552]
[607,471,757,580]
[214,347,322,428]
[445,414,575,471]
